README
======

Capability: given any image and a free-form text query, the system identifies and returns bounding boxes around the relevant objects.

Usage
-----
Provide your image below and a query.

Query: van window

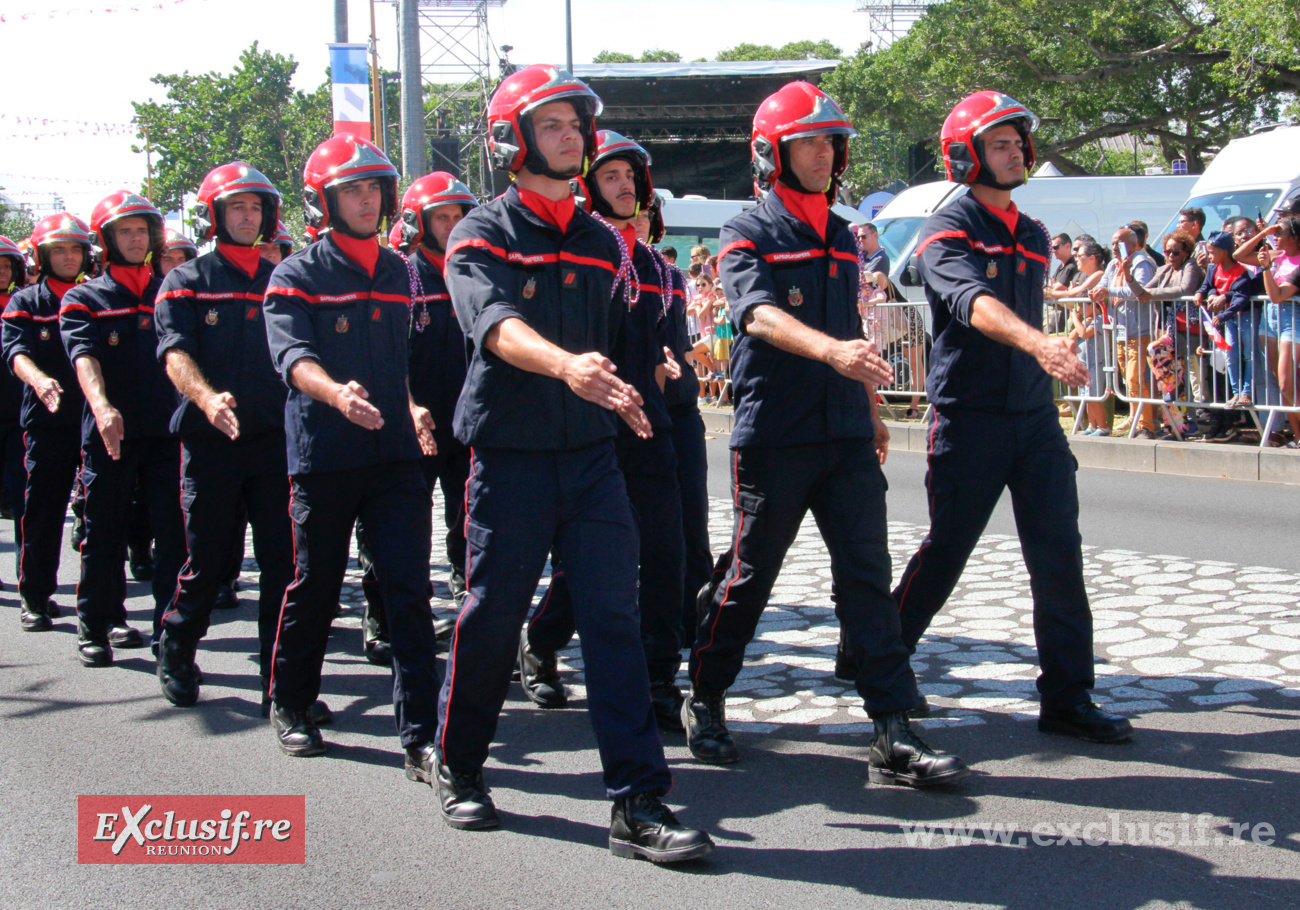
[874,217,927,266]
[1159,189,1282,237]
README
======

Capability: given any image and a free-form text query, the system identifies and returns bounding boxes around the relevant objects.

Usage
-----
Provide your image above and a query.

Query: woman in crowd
[1245,216,1300,446]
[689,274,719,403]
[1067,239,1111,433]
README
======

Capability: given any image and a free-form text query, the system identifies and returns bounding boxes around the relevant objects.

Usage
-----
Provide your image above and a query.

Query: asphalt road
[1,441,1297,910]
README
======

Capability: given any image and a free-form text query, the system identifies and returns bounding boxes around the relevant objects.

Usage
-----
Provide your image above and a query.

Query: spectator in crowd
[1178,207,1210,269]
[660,246,678,266]
[1122,229,1205,436]
[1240,216,1300,444]
[1068,292,1109,435]
[1129,220,1165,267]
[856,222,889,287]
[710,279,732,406]
[1091,226,1159,437]
[1198,231,1257,423]
[1043,232,1079,336]
[689,244,709,270]
[1229,216,1282,408]
[689,275,719,403]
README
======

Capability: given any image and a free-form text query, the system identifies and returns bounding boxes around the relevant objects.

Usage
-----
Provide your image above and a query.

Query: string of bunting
[0,114,135,137]
[0,0,210,22]
[0,172,136,188]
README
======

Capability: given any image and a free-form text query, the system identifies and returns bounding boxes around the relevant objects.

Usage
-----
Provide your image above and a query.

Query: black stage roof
[570,60,840,200]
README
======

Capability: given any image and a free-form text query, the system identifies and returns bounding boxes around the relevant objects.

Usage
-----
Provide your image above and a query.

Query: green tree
[132,43,332,214]
[593,49,683,63]
[0,192,35,242]
[823,0,1300,197]
[717,40,842,61]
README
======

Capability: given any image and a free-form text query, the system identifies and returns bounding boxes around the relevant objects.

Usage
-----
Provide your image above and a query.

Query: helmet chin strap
[975,169,1026,192]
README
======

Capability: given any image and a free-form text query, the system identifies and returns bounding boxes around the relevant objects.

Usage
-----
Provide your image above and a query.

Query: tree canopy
[592,41,841,64]
[824,0,1300,195]
[131,44,331,214]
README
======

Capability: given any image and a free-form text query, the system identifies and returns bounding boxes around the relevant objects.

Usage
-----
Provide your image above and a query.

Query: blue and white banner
[329,43,371,140]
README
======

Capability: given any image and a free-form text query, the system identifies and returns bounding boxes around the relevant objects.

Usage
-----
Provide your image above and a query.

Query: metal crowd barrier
[1051,294,1300,449]
[860,300,931,418]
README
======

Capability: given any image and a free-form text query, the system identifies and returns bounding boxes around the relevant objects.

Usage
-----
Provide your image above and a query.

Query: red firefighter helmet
[487,64,602,177]
[587,130,654,219]
[29,212,93,279]
[164,228,199,260]
[0,235,27,291]
[940,91,1039,186]
[89,190,165,268]
[399,172,478,247]
[301,134,399,235]
[271,220,295,257]
[192,161,281,242]
[387,220,406,252]
[751,82,856,199]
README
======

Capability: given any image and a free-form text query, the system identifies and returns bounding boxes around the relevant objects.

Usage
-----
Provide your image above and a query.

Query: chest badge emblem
[986,261,998,279]
[522,277,536,300]
[138,315,150,329]
[336,315,350,334]
[205,309,219,326]
[108,331,120,346]
[39,327,50,340]
[417,309,431,329]
[788,286,804,307]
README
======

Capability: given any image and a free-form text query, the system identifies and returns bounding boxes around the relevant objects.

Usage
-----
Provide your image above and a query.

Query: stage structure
[854,0,941,50]
[572,60,840,201]
[391,0,506,197]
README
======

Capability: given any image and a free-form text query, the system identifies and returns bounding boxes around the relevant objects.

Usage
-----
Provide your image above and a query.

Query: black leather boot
[157,631,200,707]
[128,541,154,581]
[609,793,715,863]
[213,583,238,611]
[77,623,113,667]
[270,704,326,757]
[19,599,52,632]
[518,627,566,708]
[449,566,467,608]
[107,623,146,648]
[362,595,392,667]
[650,679,685,733]
[435,761,500,830]
[1039,702,1134,743]
[682,688,738,764]
[868,712,969,787]
[404,742,437,785]
[834,628,857,681]
[433,613,456,641]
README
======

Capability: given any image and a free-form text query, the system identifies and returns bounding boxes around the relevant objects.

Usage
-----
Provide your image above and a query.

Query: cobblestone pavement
[321,496,1300,730]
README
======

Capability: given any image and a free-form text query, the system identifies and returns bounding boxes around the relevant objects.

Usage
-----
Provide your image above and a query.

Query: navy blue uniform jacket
[917,193,1052,412]
[718,191,873,448]
[659,264,697,412]
[616,241,670,433]
[59,270,178,443]
[262,235,421,475]
[407,248,468,434]
[3,281,86,430]
[445,186,629,451]
[155,248,286,440]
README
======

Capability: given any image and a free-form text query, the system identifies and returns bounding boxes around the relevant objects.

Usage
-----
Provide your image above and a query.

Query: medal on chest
[335,315,350,334]
[788,286,804,307]
[417,309,431,329]
[205,309,219,326]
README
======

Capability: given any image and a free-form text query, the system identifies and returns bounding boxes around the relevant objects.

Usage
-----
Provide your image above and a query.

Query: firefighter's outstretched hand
[335,380,384,430]
[1036,335,1089,387]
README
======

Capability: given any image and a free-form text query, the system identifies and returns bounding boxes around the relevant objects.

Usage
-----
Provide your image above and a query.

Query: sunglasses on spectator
[1052,241,1069,250]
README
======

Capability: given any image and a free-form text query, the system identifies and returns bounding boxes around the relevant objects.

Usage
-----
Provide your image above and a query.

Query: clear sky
[1,0,876,218]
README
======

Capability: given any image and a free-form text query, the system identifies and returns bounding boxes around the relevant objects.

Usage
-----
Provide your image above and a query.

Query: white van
[1157,123,1300,237]
[657,190,867,259]
[874,174,1197,301]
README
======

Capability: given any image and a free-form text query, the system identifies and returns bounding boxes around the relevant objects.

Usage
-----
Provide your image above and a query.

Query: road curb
[696,407,1300,485]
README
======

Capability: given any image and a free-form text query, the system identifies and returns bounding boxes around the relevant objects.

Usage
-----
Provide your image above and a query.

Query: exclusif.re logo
[78,796,305,864]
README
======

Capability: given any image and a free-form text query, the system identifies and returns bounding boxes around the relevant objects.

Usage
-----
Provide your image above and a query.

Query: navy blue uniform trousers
[670,405,711,635]
[76,434,185,642]
[438,442,672,799]
[17,426,80,606]
[527,432,685,684]
[690,438,918,714]
[893,406,1094,710]
[0,422,28,580]
[270,461,438,748]
[162,431,292,682]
